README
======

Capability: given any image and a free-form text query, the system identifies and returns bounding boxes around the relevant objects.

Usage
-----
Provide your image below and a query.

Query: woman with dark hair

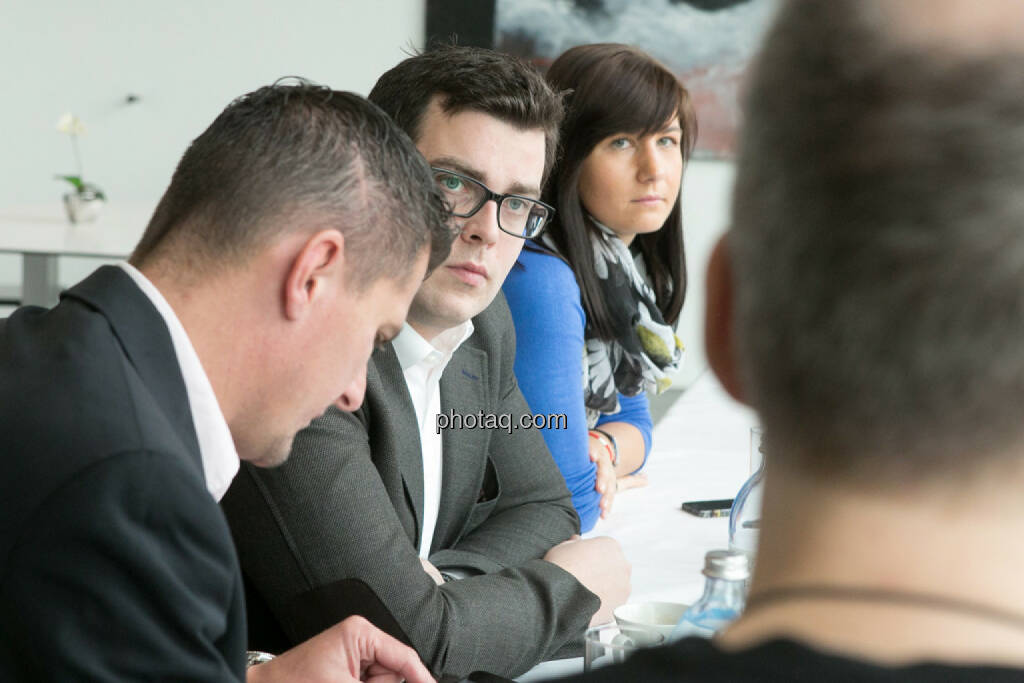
[503,43,695,531]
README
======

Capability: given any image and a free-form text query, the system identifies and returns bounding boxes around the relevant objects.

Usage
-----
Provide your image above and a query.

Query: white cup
[613,601,689,639]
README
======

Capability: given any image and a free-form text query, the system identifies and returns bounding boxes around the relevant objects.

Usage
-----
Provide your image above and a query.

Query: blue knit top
[502,245,653,532]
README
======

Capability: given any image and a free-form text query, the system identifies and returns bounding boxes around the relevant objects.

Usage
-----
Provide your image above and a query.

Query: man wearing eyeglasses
[222,46,631,682]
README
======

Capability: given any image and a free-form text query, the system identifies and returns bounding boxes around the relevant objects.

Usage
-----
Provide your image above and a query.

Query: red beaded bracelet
[588,429,616,465]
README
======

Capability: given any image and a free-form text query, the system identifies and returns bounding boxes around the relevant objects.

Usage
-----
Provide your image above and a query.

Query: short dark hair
[132,81,454,284]
[541,43,696,340]
[732,0,1024,484]
[368,45,563,184]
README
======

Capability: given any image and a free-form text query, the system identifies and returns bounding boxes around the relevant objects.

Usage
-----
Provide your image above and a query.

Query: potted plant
[55,113,106,223]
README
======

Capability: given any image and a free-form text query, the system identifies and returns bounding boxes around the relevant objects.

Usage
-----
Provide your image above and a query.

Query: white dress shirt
[392,320,474,558]
[117,262,239,501]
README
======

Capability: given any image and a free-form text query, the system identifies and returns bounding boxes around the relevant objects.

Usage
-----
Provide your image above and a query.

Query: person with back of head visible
[550,0,1024,680]
[0,81,453,682]
[222,46,631,682]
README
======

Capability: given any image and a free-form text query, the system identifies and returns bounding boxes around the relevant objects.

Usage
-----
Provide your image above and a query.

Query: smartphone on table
[680,498,734,518]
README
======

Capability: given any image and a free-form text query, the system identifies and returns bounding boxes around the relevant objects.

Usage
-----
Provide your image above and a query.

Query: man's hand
[543,536,631,625]
[588,436,617,518]
[420,558,445,586]
[247,615,433,683]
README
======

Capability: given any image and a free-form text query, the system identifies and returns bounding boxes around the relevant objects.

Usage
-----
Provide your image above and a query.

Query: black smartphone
[680,498,734,518]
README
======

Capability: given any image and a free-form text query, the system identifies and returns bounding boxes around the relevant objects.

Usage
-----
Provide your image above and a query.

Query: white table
[518,369,757,680]
[0,204,152,307]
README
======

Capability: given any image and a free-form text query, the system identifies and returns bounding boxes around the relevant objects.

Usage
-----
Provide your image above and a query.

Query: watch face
[246,651,276,668]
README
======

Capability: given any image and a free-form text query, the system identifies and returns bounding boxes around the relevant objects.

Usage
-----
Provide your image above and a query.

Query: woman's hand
[616,472,648,492]
[589,434,618,518]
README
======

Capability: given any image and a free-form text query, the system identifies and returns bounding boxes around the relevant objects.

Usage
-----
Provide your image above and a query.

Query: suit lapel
[432,340,490,552]
[371,345,425,547]
[62,266,202,467]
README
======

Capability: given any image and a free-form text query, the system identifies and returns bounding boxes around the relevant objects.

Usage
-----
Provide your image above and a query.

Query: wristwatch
[246,651,275,668]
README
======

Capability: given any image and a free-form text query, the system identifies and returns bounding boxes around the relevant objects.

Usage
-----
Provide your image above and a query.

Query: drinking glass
[584,623,664,671]
[728,427,764,561]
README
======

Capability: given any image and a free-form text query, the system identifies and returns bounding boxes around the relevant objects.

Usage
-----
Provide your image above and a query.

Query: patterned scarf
[541,219,684,426]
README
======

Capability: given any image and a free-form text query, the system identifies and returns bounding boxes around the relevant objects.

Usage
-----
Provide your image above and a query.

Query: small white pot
[63,190,105,224]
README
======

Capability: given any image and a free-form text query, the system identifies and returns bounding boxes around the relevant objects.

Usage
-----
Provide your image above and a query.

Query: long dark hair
[542,43,696,341]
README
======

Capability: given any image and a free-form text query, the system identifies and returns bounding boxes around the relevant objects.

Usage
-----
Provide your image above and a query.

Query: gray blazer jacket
[223,294,599,681]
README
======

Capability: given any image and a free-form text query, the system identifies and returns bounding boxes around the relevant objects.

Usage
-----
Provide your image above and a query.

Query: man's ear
[283,229,346,321]
[705,233,747,404]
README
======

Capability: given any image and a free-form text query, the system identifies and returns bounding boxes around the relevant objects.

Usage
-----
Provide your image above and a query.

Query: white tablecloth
[518,369,756,680]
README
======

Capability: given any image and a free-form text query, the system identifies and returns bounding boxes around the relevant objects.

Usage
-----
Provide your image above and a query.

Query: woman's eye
[609,137,631,149]
[658,136,679,147]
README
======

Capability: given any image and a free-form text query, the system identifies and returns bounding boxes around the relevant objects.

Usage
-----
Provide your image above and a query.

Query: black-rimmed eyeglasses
[431,167,554,239]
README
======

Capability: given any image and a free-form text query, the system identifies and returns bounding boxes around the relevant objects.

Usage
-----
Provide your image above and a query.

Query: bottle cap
[702,549,749,581]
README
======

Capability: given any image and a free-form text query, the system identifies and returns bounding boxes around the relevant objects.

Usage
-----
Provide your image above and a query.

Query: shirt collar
[392,320,475,371]
[116,262,239,501]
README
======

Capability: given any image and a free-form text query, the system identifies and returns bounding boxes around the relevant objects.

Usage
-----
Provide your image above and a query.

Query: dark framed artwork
[426,0,778,159]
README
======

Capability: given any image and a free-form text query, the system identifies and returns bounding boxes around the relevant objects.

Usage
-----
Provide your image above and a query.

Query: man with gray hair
[556,0,1024,680]
[0,82,451,681]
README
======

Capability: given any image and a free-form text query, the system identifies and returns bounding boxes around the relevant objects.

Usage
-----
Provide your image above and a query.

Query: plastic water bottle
[670,550,749,641]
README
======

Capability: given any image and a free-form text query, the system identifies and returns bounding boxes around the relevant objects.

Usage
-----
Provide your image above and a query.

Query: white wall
[671,159,735,389]
[0,0,426,288]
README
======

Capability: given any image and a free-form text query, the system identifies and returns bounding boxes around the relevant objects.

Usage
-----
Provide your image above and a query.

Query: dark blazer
[223,294,599,682]
[0,266,246,681]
